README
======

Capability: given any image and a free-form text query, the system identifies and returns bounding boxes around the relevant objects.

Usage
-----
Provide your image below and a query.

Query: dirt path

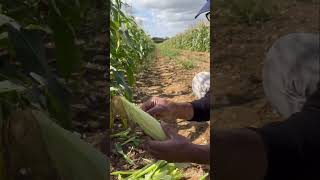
[110,48,210,179]
[137,48,210,179]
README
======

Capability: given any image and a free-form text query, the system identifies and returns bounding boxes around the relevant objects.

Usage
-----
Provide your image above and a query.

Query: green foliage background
[110,0,155,101]
[160,23,210,52]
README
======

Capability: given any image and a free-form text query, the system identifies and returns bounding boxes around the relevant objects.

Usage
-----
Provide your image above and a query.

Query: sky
[123,0,208,38]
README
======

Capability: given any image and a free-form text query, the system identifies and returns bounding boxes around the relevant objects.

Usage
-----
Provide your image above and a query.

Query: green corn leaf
[32,110,108,180]
[115,143,134,165]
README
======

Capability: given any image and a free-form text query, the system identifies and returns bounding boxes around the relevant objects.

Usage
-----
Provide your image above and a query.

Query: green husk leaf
[111,170,137,176]
[111,160,183,180]
[200,173,209,180]
[117,96,166,141]
[111,128,131,138]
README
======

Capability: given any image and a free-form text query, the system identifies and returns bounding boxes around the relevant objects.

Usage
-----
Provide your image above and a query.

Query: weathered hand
[141,97,193,122]
[140,97,179,122]
[145,123,209,164]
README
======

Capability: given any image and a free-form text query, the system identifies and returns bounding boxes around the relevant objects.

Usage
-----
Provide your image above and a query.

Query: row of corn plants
[159,22,210,52]
[110,1,187,179]
[110,0,155,103]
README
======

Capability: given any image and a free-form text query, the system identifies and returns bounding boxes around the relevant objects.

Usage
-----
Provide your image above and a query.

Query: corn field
[160,23,210,52]
[110,0,155,101]
[109,1,192,179]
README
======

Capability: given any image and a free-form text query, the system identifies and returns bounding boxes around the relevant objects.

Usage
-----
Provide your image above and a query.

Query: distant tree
[152,37,167,43]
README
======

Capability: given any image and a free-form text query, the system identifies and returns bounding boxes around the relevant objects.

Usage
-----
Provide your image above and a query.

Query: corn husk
[114,96,167,141]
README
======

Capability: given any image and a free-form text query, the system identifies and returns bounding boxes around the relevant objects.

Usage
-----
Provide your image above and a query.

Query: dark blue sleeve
[189,91,210,122]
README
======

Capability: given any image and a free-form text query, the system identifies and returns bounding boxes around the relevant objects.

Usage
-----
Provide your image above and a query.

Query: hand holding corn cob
[115,96,167,140]
[114,96,209,164]
[141,97,194,123]
[146,123,210,164]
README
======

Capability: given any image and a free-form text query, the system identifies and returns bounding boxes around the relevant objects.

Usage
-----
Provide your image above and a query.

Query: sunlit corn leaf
[112,160,183,179]
[120,135,139,146]
[125,61,135,86]
[110,128,130,139]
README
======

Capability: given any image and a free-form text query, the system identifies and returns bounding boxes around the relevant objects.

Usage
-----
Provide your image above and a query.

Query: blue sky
[123,0,208,38]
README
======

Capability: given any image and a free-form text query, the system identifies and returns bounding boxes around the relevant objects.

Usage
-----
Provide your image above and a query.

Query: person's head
[195,0,210,21]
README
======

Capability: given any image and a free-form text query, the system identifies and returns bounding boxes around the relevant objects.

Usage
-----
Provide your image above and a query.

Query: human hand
[145,123,209,164]
[140,97,179,122]
[141,97,193,122]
